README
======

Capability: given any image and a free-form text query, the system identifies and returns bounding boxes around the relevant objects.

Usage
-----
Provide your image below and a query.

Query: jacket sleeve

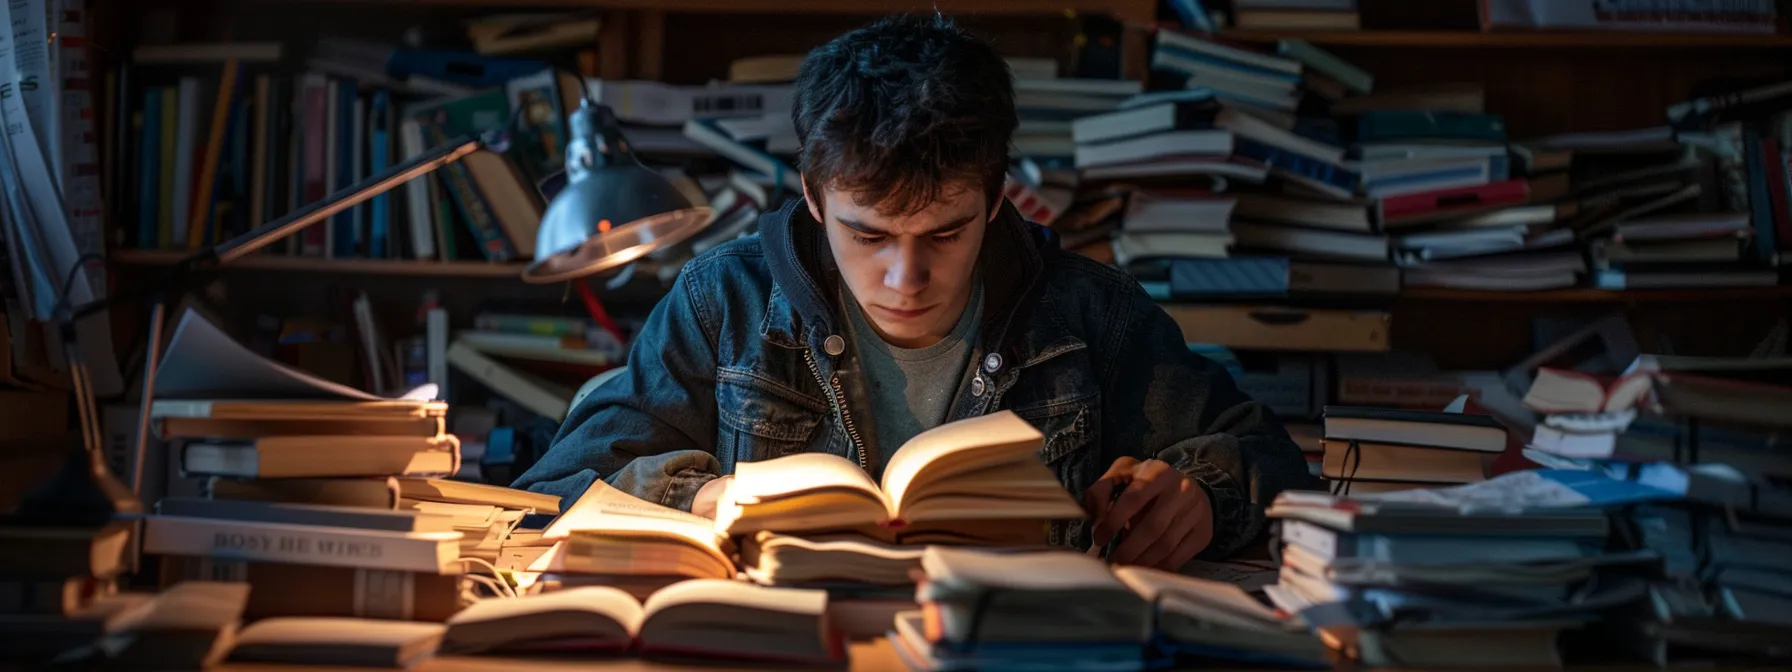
[510,269,723,512]
[1100,284,1314,559]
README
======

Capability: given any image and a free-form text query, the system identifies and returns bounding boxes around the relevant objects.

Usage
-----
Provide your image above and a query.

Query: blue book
[332,78,357,258]
[138,88,163,249]
[369,90,391,259]
[1232,137,1358,198]
[1746,129,1779,263]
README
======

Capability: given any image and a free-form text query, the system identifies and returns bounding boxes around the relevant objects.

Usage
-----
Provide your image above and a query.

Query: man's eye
[852,234,886,246]
[933,232,964,245]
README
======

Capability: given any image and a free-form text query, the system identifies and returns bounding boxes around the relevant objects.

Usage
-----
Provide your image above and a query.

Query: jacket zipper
[802,348,868,471]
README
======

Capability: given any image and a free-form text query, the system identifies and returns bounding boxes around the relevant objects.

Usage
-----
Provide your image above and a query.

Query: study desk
[214,640,909,672]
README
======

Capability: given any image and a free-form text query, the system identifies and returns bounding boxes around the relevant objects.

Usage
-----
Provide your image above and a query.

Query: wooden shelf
[290,0,1157,22]
[1398,286,1792,302]
[1219,29,1792,49]
[111,249,533,279]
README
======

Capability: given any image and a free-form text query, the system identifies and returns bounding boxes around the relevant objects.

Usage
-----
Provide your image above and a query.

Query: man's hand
[1084,457,1215,571]
[691,475,733,519]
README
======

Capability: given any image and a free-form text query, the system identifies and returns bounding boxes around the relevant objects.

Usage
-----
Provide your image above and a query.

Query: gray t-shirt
[839,277,984,470]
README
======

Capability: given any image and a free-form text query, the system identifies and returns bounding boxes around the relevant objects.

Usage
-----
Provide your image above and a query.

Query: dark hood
[756,197,1059,352]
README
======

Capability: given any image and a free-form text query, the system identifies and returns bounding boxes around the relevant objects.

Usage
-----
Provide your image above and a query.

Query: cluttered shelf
[1217,29,1792,49]
[109,249,535,279]
[277,0,1159,21]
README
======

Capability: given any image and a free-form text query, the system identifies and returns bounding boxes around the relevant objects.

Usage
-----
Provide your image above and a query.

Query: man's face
[807,183,992,349]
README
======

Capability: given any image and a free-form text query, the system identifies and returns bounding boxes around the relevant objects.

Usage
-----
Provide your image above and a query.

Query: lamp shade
[523,101,714,284]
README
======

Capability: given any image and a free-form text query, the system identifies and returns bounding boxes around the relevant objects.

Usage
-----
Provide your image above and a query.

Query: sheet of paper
[155,308,436,401]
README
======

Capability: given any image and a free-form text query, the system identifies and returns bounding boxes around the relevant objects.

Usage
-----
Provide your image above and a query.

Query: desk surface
[216,640,906,672]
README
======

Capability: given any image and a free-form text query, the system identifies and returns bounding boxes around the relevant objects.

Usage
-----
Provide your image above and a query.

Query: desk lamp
[13,87,712,528]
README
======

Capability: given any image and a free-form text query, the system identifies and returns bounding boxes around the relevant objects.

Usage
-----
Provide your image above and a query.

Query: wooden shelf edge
[110,249,531,279]
[1218,29,1792,49]
[1398,286,1792,302]
[276,0,1158,21]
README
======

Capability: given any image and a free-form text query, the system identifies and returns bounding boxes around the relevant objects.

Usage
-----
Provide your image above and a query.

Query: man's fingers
[1134,489,1206,569]
[1089,467,1165,546]
[1160,518,1216,572]
[1085,457,1143,543]
[1109,494,1179,565]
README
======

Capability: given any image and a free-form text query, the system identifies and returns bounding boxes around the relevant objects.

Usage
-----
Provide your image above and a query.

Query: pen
[1100,481,1127,560]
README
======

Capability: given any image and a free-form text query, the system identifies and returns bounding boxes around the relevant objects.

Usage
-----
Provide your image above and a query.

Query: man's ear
[802,180,824,224]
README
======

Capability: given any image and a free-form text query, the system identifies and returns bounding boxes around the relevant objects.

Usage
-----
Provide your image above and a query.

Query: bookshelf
[110,250,533,279]
[279,0,1158,22]
[1398,286,1792,303]
[1219,29,1792,49]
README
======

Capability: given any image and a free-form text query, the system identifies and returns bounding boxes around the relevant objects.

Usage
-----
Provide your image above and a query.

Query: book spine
[1767,137,1792,252]
[187,60,239,250]
[143,516,456,574]
[1745,129,1778,263]
[471,314,589,336]
[138,89,161,248]
[417,113,514,261]
[398,118,436,259]
[300,75,328,256]
[1378,179,1528,222]
[1233,137,1357,198]
[332,78,357,258]
[1356,112,1506,144]
[369,90,392,259]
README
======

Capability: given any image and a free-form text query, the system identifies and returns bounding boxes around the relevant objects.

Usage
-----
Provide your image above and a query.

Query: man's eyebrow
[837,214,978,237]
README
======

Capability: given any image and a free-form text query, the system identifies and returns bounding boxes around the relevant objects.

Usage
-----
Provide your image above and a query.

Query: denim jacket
[513,199,1312,557]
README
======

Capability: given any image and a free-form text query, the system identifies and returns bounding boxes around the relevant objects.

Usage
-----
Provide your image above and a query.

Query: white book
[1231,221,1388,262]
[1155,30,1302,77]
[143,515,463,574]
[399,118,436,259]
[170,77,203,248]
[425,308,449,401]
[1075,130,1233,169]
[680,120,801,191]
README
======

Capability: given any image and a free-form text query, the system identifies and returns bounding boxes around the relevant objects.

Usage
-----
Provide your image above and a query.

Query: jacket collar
[759,197,1085,367]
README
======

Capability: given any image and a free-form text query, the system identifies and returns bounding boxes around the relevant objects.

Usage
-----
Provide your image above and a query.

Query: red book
[1377,179,1530,228]
[1767,138,1792,250]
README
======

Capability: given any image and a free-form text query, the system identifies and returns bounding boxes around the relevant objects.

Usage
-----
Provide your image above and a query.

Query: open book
[439,582,841,664]
[715,411,1084,544]
[532,479,736,581]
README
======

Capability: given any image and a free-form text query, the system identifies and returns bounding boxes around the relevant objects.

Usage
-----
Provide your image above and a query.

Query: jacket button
[971,376,987,397]
[824,335,845,356]
[983,353,1003,373]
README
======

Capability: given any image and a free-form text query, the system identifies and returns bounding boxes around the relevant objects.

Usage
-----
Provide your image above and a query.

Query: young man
[514,15,1309,571]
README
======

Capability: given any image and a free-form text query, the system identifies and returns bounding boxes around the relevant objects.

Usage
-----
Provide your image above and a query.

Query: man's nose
[884,241,929,297]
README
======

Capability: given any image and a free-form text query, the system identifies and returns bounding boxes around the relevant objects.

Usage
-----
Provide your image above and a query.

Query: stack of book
[893,547,1327,671]
[1264,475,1665,669]
[1319,406,1504,495]
[137,309,557,621]
[1520,356,1792,663]
[0,520,144,664]
[1013,76,1142,161]
[1592,212,1773,290]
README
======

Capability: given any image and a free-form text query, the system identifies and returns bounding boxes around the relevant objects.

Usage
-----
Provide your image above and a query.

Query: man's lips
[873,304,934,320]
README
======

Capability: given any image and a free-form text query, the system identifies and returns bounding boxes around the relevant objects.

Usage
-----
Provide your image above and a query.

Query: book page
[156,309,438,401]
[447,587,644,637]
[543,479,720,552]
[881,411,1045,515]
[642,579,825,619]
[725,452,883,506]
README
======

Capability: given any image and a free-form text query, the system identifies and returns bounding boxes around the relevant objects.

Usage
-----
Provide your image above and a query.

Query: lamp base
[9,443,142,526]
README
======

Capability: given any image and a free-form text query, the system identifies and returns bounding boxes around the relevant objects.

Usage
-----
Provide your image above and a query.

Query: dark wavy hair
[792,14,1017,217]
